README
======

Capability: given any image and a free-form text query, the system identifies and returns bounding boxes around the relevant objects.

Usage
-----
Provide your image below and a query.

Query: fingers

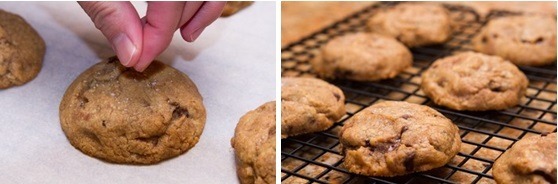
[79,2,143,67]
[180,2,226,42]
[178,2,204,28]
[134,2,185,72]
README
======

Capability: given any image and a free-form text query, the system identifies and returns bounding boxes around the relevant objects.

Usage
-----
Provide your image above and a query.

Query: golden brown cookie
[59,57,206,164]
[0,10,45,89]
[231,101,276,184]
[473,15,557,66]
[339,101,461,177]
[311,33,412,81]
[493,133,556,184]
[421,52,529,111]
[367,3,451,47]
[281,77,345,138]
[221,1,254,17]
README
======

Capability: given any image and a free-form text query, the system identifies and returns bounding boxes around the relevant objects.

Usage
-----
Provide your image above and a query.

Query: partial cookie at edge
[0,9,46,89]
[231,101,276,184]
[281,77,345,138]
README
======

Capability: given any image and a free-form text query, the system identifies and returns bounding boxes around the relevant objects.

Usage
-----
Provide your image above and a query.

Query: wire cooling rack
[281,2,557,184]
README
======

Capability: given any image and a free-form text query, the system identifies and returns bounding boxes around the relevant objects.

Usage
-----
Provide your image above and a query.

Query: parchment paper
[0,2,275,183]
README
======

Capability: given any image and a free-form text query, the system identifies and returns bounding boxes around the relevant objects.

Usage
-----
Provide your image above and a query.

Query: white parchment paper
[0,2,275,183]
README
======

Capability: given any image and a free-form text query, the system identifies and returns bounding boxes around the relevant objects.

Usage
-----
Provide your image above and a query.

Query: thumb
[79,2,142,67]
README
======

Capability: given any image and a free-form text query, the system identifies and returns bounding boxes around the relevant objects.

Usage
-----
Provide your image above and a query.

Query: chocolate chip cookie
[281,77,345,138]
[221,1,254,17]
[339,101,461,177]
[493,133,556,184]
[367,3,452,47]
[231,101,276,184]
[0,10,45,89]
[421,52,529,111]
[59,57,206,164]
[473,15,557,66]
[311,33,412,81]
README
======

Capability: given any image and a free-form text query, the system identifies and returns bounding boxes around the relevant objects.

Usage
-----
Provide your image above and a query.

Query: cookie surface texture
[311,32,412,81]
[59,57,206,164]
[339,101,461,177]
[421,52,528,111]
[231,101,276,184]
[367,3,451,47]
[0,9,46,89]
[493,133,556,184]
[281,77,345,138]
[473,15,557,66]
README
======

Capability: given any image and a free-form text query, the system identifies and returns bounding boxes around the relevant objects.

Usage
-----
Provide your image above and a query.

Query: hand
[79,2,226,71]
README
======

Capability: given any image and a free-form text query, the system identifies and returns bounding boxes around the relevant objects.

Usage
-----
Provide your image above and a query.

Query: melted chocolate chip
[101,120,106,127]
[404,152,416,171]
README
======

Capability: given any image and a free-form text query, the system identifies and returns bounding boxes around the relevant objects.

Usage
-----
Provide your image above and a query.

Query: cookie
[59,57,206,164]
[473,15,557,66]
[0,10,45,89]
[311,32,412,81]
[421,52,528,111]
[281,77,345,138]
[493,133,556,184]
[367,3,451,47]
[231,101,276,184]
[221,1,254,17]
[339,101,461,177]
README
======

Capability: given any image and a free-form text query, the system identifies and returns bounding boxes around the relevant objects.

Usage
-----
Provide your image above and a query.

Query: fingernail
[190,27,205,42]
[112,34,136,67]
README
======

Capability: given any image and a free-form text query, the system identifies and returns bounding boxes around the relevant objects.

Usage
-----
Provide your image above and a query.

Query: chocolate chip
[170,102,190,119]
[488,80,504,92]
[401,115,411,120]
[101,120,106,127]
[535,37,544,44]
[401,126,409,134]
[268,127,275,136]
[533,170,556,184]
[364,139,371,147]
[78,96,89,107]
[481,36,487,43]
[404,152,416,171]
[107,56,118,63]
[333,92,341,101]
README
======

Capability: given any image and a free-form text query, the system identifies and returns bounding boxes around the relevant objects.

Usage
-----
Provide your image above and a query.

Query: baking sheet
[0,2,275,183]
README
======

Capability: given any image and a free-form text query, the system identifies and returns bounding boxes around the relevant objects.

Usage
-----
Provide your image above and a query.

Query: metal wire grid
[280,2,557,184]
